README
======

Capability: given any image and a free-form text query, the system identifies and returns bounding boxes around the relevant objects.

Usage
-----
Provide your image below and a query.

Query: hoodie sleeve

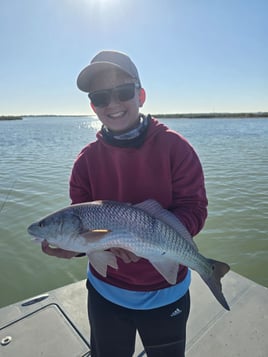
[170,137,208,237]
[69,150,93,205]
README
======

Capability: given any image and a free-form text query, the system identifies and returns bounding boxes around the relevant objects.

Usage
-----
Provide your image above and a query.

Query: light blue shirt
[87,269,191,310]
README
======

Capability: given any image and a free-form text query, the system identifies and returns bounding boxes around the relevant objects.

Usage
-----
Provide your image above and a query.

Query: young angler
[42,50,208,357]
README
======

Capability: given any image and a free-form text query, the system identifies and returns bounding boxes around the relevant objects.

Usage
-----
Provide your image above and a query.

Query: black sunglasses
[88,83,140,108]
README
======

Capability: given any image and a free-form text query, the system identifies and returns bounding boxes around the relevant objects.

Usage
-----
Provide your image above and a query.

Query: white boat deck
[0,270,267,356]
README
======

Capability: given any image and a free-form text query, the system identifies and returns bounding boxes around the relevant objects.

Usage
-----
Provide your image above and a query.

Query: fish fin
[87,251,118,277]
[80,230,110,241]
[149,258,180,285]
[201,259,230,311]
[134,200,197,250]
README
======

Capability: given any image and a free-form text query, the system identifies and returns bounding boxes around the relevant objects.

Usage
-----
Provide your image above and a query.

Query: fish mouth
[27,225,35,236]
[27,224,43,240]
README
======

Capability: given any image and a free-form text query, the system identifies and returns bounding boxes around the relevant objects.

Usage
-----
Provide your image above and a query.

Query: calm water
[0,116,267,308]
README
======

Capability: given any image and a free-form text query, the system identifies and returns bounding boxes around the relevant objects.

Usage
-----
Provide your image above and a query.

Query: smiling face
[89,69,146,133]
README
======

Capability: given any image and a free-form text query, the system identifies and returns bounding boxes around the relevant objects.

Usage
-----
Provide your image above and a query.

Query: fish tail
[201,259,230,311]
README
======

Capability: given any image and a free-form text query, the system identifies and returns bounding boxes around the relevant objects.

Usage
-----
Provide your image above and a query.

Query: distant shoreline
[153,112,268,119]
[1,112,268,120]
[0,116,23,121]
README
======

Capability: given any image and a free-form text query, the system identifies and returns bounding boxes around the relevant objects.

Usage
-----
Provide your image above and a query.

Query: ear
[139,88,146,107]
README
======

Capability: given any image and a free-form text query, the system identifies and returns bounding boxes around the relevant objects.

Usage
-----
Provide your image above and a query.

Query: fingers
[128,251,140,263]
[40,241,140,262]
[110,248,140,263]
[41,240,80,259]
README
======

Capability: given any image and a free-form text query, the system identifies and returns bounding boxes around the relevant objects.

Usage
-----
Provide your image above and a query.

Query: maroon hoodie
[69,117,208,291]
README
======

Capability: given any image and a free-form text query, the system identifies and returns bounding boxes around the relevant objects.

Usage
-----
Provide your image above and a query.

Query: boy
[42,50,208,357]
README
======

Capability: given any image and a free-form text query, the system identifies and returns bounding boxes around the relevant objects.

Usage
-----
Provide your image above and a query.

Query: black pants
[86,280,190,357]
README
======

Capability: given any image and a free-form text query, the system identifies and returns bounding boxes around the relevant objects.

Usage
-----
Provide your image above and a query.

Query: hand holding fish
[41,240,80,259]
[110,248,140,263]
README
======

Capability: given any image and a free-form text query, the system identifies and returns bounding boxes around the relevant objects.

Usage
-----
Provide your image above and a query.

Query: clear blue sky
[1,0,267,115]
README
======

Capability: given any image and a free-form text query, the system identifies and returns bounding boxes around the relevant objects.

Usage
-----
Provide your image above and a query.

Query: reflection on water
[0,116,267,308]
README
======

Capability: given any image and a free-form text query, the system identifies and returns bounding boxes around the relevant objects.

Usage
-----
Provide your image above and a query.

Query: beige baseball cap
[77,50,141,92]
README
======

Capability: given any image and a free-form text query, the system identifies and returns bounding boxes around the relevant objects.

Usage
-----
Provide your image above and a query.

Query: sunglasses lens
[116,84,135,102]
[88,83,138,108]
[89,91,110,108]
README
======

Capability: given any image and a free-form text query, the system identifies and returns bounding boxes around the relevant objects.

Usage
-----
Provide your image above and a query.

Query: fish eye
[38,221,44,228]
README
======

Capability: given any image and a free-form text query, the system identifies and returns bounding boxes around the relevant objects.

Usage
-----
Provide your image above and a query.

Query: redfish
[27,199,230,310]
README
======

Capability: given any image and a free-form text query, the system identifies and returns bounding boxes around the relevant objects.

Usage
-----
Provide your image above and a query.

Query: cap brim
[77,62,135,92]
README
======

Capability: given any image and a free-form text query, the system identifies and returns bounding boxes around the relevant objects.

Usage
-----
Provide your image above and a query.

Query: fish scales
[74,202,205,271]
[77,202,186,253]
